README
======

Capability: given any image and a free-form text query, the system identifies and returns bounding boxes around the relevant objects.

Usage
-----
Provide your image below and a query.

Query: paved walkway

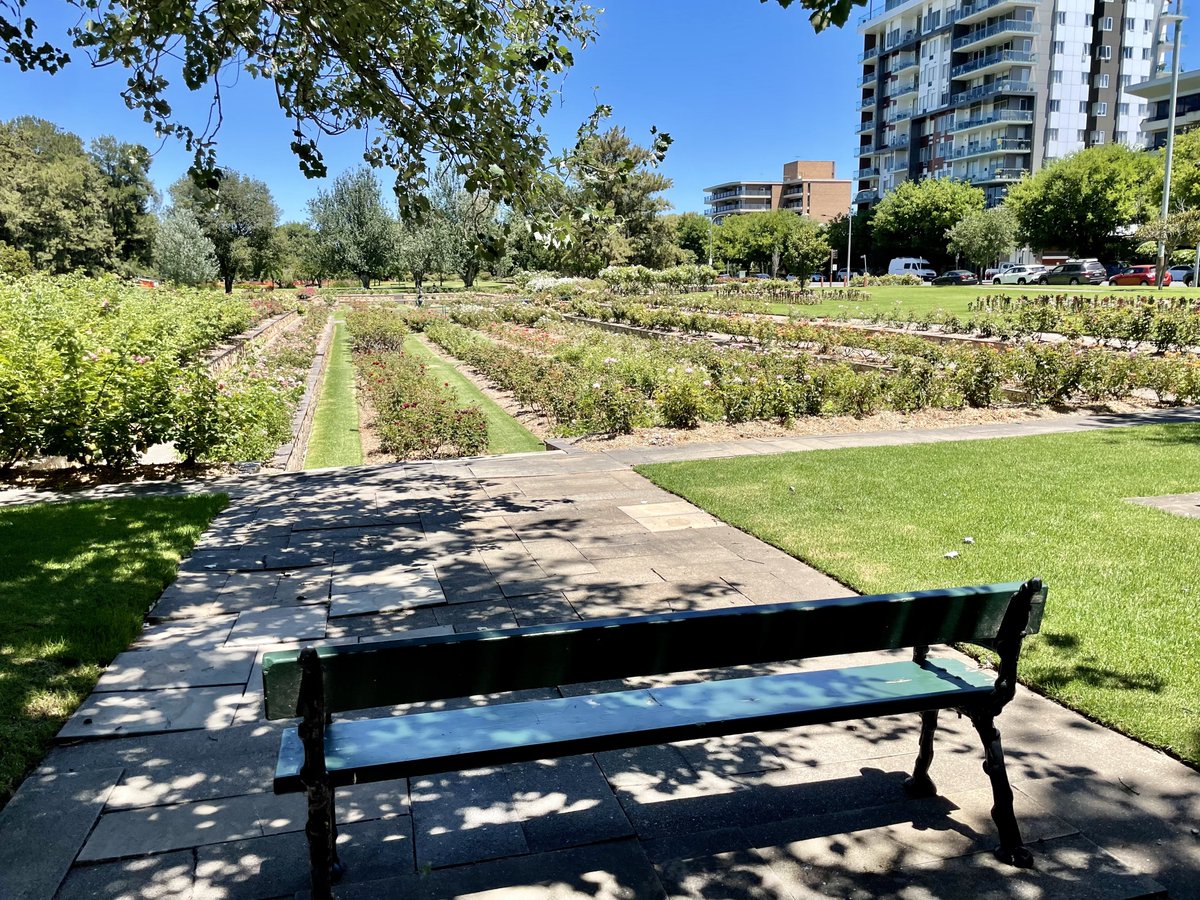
[0,430,1197,898]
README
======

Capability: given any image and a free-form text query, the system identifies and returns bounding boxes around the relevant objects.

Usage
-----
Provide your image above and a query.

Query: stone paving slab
[1126,490,1200,518]
[0,767,123,900]
[223,606,328,647]
[95,647,255,691]
[58,686,244,739]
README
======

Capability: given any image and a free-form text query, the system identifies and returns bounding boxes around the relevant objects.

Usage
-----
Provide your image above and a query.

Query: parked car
[983,262,1018,281]
[887,257,937,281]
[836,269,866,281]
[1167,265,1196,286]
[992,264,1045,285]
[1109,265,1171,287]
[1103,261,1132,279]
[1037,260,1108,285]
[931,270,980,286]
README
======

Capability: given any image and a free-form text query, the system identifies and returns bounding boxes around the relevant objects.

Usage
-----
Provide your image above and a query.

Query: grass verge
[304,313,363,469]
[768,283,1200,319]
[637,424,1200,765]
[403,335,544,456]
[0,493,227,806]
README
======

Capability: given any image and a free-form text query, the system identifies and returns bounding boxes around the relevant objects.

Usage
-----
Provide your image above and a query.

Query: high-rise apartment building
[854,0,1172,210]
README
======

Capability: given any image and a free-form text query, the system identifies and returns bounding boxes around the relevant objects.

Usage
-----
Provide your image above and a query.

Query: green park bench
[262,578,1046,899]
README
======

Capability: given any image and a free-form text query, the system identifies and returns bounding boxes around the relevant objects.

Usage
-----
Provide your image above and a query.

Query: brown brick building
[704,161,851,225]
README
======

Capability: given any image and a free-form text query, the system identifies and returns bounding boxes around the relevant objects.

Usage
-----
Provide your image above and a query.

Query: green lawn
[404,335,544,455]
[0,494,226,806]
[637,424,1200,765]
[769,283,1200,319]
[304,313,363,469]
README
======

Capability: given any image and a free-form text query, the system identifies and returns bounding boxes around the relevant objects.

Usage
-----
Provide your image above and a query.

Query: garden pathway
[0,441,1196,899]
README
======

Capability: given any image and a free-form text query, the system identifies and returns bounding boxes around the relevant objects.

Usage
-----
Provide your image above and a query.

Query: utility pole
[845,206,854,286]
[1157,0,1185,288]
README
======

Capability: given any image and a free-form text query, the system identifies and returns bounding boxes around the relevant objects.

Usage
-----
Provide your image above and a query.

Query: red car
[1109,265,1171,286]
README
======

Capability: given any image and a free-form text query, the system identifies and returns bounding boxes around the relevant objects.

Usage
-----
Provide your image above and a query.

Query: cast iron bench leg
[969,710,1034,868]
[904,708,940,798]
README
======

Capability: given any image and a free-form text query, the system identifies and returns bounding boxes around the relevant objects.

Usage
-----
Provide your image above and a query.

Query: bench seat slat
[274,657,993,793]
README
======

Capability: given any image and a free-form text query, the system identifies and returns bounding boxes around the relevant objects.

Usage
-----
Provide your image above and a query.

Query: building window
[1091,130,1106,144]
[1082,43,1091,57]
[1085,13,1093,26]
[1093,102,1108,116]
[1081,71,1089,83]
[1051,69,1063,83]
[1102,16,1113,30]
[1122,74,1132,86]
[1057,11,1066,25]
[1047,128,1059,140]
[1078,129,1087,141]
[1143,48,1152,60]
[1049,99,1061,112]
[1115,130,1127,142]
[1118,102,1129,115]
[1079,101,1089,113]
[1053,40,1065,53]
[1123,46,1134,59]
[1125,16,1135,31]
[1097,45,1111,60]
[1098,74,1110,88]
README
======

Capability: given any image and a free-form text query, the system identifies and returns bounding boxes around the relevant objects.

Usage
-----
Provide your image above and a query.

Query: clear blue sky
[1,2,1195,222]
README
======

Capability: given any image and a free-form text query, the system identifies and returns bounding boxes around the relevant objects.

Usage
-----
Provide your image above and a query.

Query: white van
[887,257,937,281]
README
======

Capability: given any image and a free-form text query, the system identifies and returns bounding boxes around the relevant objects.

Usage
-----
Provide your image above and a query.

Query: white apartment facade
[854,0,1173,209]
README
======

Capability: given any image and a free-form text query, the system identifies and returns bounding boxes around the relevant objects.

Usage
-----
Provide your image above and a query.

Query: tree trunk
[223,273,234,294]
[361,275,371,288]
[462,261,478,288]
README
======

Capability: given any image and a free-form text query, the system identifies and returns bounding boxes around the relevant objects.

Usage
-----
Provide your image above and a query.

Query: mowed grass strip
[637,424,1200,765]
[769,282,1200,319]
[403,334,543,456]
[304,313,363,469]
[0,494,227,806]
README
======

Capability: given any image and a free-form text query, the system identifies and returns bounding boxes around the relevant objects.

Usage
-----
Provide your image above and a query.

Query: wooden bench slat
[273,657,993,792]
[262,581,1043,720]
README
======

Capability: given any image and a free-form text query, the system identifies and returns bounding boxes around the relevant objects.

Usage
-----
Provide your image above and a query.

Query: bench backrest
[262,580,1045,720]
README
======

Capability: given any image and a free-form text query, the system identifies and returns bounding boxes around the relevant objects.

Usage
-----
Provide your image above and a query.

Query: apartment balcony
[856,95,878,110]
[882,133,911,150]
[883,29,921,53]
[952,18,1039,52]
[857,118,876,133]
[969,166,1027,184]
[857,46,879,63]
[951,108,1035,132]
[704,187,774,204]
[949,78,1035,107]
[856,143,881,156]
[886,78,919,99]
[858,69,878,87]
[707,201,773,217]
[950,49,1035,80]
[890,52,919,73]
[949,138,1032,160]
[887,156,910,173]
[884,107,915,125]
[856,166,881,179]
[955,0,1038,28]
[855,189,880,204]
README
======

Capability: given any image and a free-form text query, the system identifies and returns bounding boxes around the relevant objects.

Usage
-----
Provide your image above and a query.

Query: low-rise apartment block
[705,161,851,224]
[1128,67,1200,148]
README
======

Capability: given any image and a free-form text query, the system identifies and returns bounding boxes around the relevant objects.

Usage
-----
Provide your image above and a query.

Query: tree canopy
[871,178,984,270]
[308,168,397,289]
[0,2,840,211]
[0,116,118,273]
[1004,145,1157,259]
[714,210,829,278]
[946,206,1017,271]
[170,169,279,292]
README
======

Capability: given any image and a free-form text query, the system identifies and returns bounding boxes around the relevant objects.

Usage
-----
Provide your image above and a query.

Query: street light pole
[845,206,854,286]
[708,216,714,269]
[1157,0,1184,288]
